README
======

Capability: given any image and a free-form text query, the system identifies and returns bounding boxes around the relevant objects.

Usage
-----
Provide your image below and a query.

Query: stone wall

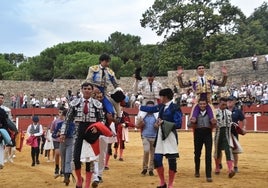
[168,54,268,89]
[0,55,267,104]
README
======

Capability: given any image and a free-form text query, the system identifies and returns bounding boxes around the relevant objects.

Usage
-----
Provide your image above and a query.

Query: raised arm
[177,66,192,88]
[213,66,228,87]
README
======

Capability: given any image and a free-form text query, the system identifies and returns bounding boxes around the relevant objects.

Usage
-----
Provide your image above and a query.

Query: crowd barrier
[124,105,268,132]
[11,105,268,132]
[11,108,58,131]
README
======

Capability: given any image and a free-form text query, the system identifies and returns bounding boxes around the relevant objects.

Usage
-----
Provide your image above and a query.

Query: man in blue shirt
[136,101,158,176]
[227,96,247,173]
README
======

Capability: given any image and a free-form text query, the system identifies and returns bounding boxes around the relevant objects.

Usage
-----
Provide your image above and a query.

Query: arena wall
[0,55,267,103]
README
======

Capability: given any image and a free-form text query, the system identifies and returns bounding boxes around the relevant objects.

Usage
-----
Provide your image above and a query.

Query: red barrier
[12,106,268,132]
[11,108,58,131]
[11,108,59,119]
[17,117,55,131]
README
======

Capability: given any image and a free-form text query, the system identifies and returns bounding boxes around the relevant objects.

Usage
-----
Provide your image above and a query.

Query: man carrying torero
[177,64,228,125]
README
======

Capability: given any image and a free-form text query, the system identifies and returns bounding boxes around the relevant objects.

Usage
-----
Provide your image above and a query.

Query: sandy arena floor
[0,131,267,188]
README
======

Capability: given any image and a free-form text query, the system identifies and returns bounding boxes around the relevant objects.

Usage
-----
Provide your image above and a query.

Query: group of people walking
[178,64,247,184]
[25,54,137,188]
[1,53,247,188]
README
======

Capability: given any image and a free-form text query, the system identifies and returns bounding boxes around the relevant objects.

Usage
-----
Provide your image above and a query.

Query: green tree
[0,55,16,79]
[107,32,142,63]
[140,0,245,69]
[2,53,25,65]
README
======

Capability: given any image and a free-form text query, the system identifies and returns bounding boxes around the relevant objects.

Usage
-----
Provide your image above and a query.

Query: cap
[227,96,237,101]
[32,116,39,122]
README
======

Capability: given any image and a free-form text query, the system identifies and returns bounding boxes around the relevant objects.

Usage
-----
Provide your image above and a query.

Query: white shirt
[164,100,172,111]
[265,54,268,62]
[198,76,206,85]
[27,123,43,137]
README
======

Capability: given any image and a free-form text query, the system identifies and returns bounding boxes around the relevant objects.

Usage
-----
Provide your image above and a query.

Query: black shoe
[104,166,109,170]
[91,181,99,188]
[119,158,123,161]
[55,167,59,174]
[63,174,70,186]
[195,172,200,178]
[98,176,103,183]
[156,183,167,188]
[36,160,40,165]
[149,171,154,176]
[219,163,223,169]
[113,154,117,159]
[54,167,60,178]
[228,170,236,178]
[135,67,142,80]
[207,177,213,182]
[31,162,35,166]
[234,166,239,173]
[141,169,147,175]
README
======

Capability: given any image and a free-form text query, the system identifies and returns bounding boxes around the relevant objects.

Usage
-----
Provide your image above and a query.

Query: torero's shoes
[228,170,236,178]
[156,183,167,188]
[91,180,99,188]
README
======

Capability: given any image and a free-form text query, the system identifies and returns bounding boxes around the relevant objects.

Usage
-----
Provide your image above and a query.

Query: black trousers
[73,122,100,171]
[31,137,41,163]
[194,128,212,178]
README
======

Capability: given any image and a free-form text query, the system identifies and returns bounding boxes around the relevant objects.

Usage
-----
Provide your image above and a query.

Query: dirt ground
[0,131,268,188]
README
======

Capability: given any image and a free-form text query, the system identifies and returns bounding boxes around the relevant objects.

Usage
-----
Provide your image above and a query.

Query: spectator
[10,94,16,109]
[124,93,130,108]
[251,54,258,70]
[265,54,268,68]
[173,85,178,94]
[130,93,136,108]
[22,92,28,108]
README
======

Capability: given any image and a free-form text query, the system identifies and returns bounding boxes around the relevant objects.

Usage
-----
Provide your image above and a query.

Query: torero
[177,64,227,125]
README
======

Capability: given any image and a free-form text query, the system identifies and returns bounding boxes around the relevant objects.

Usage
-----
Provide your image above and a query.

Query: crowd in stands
[8,90,77,109]
[6,80,268,111]
[178,80,268,107]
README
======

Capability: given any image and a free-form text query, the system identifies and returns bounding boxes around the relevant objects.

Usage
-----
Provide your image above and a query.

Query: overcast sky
[0,0,266,57]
